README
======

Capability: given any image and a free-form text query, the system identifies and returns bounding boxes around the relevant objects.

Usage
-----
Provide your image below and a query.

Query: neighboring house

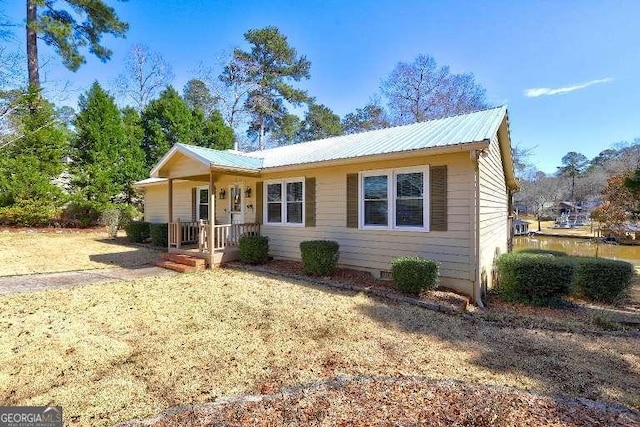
[512,219,530,236]
[134,106,518,304]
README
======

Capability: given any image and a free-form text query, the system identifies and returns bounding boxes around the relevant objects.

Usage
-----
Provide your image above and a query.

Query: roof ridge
[247,105,507,154]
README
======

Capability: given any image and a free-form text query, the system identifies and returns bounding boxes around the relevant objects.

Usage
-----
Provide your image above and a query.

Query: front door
[229,183,244,224]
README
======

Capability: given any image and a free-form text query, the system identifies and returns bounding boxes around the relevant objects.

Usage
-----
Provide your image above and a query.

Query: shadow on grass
[357,300,640,412]
[88,237,164,270]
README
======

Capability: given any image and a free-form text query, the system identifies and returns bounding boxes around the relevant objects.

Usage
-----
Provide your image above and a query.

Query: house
[512,219,530,236]
[134,106,518,304]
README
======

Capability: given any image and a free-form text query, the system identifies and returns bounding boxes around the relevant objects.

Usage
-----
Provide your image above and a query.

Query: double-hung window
[264,178,305,226]
[360,167,428,230]
[196,187,209,221]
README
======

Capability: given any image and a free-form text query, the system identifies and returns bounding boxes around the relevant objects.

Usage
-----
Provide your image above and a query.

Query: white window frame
[263,177,305,227]
[196,186,210,221]
[359,166,430,231]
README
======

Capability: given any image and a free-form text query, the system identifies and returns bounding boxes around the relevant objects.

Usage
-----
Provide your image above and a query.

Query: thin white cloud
[524,77,613,98]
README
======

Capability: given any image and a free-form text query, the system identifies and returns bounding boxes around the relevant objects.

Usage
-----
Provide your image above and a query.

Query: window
[360,167,428,230]
[197,187,209,221]
[264,178,305,226]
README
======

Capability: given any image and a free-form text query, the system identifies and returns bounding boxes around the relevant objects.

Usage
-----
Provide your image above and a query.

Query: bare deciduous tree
[114,44,174,110]
[380,54,488,124]
[199,53,257,150]
[518,172,564,231]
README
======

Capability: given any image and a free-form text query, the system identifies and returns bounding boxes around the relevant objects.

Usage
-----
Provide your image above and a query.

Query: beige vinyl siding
[159,152,210,178]
[142,185,168,223]
[142,180,206,223]
[478,134,509,290]
[259,152,474,295]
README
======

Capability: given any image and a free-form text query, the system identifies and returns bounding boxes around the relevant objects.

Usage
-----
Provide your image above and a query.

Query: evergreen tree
[270,113,302,146]
[141,86,234,168]
[72,82,145,207]
[194,110,234,150]
[233,26,311,149]
[342,103,389,134]
[298,103,343,142]
[0,89,67,224]
[183,79,215,114]
[141,86,194,168]
[26,0,128,88]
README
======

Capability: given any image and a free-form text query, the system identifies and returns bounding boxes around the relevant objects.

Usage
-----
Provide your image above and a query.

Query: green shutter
[346,173,358,228]
[305,177,316,227]
[430,165,448,231]
[255,181,263,224]
[191,188,197,222]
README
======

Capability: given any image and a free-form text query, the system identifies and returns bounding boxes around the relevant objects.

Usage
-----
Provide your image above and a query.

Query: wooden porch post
[168,179,174,250]
[208,171,215,267]
[168,179,174,223]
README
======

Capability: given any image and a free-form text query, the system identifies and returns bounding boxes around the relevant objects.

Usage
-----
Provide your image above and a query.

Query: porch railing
[213,223,260,250]
[169,220,260,252]
[169,219,208,250]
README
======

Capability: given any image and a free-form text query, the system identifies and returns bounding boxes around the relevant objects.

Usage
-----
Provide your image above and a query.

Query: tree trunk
[258,115,265,150]
[537,215,541,232]
[26,0,40,89]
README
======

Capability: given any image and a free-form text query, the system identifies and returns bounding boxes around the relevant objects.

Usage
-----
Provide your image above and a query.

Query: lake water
[513,236,640,265]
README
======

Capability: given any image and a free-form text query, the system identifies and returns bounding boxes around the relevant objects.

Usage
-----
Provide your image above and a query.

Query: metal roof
[176,144,263,170]
[247,106,508,168]
[152,106,508,175]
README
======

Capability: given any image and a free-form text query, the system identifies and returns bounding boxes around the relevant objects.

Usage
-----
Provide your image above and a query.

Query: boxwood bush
[125,221,150,243]
[571,257,635,303]
[391,256,439,295]
[149,223,168,247]
[299,240,339,276]
[239,235,269,264]
[517,248,568,257]
[496,252,574,304]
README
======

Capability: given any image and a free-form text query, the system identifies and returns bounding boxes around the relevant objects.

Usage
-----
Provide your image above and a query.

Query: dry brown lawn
[0,231,160,276]
[1,269,638,426]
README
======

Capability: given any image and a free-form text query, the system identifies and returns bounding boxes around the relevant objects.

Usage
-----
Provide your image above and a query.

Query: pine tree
[26,0,128,88]
[233,26,311,149]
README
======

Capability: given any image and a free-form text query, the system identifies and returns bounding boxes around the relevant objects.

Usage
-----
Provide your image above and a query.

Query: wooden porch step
[160,253,206,268]
[154,260,199,273]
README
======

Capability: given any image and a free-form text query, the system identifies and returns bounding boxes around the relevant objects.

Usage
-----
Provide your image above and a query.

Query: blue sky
[2,0,638,173]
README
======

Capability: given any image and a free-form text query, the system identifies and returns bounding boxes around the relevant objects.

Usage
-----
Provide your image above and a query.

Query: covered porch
[152,144,263,268]
[167,220,260,266]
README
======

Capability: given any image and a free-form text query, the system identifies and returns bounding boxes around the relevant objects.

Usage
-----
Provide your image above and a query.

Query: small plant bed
[480,293,640,336]
[228,259,469,313]
[120,376,640,427]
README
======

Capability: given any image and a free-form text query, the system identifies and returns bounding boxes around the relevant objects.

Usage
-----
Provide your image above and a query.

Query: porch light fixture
[219,188,226,199]
[244,186,252,198]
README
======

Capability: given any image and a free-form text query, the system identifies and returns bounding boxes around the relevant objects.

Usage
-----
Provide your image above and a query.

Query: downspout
[471,149,485,308]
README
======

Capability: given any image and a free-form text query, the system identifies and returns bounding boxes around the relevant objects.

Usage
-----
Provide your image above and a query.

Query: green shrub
[571,257,635,303]
[116,204,142,229]
[149,223,168,247]
[391,256,439,295]
[100,207,120,239]
[125,221,150,243]
[0,201,60,227]
[518,248,568,257]
[238,235,269,264]
[496,252,574,305]
[299,240,340,276]
[62,200,103,227]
